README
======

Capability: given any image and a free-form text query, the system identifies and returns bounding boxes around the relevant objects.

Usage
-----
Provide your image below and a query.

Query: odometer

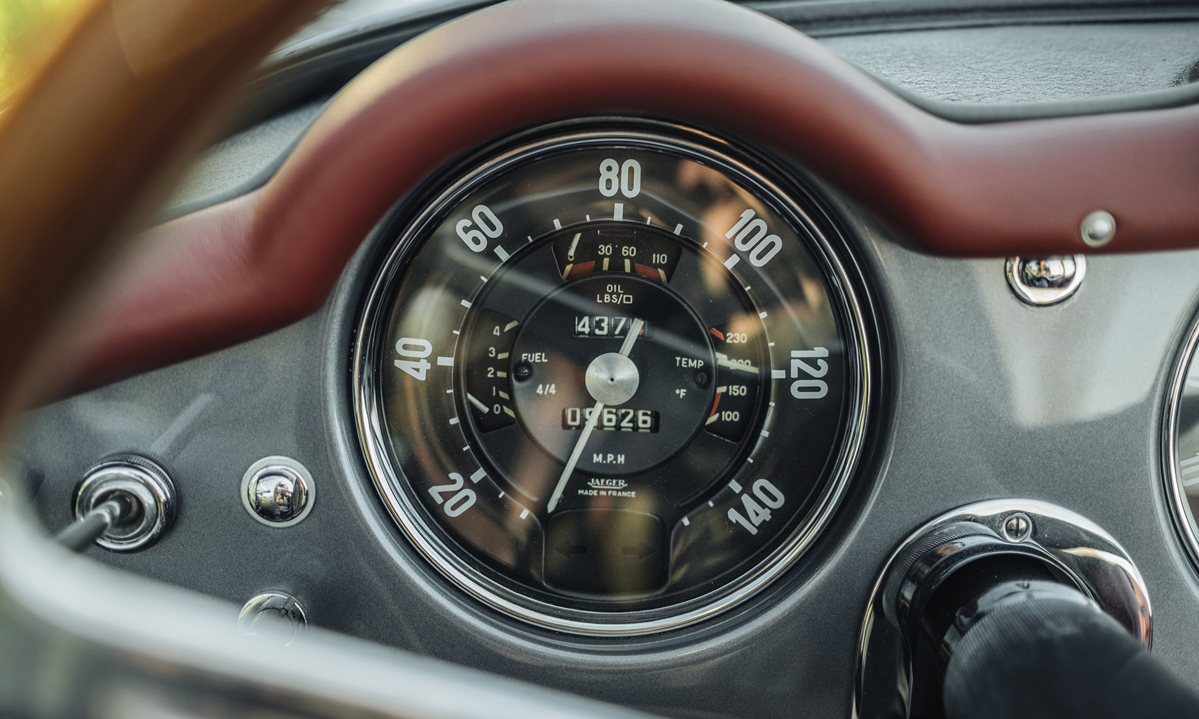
[354,125,873,634]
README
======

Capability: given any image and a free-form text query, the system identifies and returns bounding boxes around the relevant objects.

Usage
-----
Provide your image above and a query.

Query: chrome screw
[1080,210,1116,247]
[1002,513,1032,542]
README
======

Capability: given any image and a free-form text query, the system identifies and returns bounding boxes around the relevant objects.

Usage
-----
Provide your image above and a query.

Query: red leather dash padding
[60,0,1199,393]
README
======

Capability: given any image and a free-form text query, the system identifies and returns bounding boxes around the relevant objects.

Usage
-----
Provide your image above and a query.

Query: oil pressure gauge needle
[546,318,644,513]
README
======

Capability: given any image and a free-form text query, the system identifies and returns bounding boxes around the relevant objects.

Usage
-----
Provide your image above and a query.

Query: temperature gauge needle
[546,318,644,513]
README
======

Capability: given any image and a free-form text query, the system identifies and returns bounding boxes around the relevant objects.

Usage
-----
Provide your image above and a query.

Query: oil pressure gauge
[354,124,873,634]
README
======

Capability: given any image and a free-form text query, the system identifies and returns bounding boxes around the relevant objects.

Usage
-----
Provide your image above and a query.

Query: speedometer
[354,123,873,634]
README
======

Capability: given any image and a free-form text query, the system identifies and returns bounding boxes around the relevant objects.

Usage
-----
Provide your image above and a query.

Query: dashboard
[8,1,1199,717]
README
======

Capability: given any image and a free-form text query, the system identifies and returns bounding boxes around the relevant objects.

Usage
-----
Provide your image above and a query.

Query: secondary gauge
[354,124,873,634]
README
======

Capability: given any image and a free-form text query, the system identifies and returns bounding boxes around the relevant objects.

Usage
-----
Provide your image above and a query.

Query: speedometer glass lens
[355,126,871,633]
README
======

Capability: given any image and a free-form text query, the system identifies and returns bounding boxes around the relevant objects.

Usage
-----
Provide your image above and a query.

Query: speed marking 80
[598,159,641,198]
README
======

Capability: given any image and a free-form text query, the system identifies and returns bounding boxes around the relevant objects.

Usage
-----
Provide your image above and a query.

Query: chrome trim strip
[1162,312,1199,571]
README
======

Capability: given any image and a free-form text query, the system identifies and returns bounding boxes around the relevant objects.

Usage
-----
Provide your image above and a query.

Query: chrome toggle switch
[72,453,177,552]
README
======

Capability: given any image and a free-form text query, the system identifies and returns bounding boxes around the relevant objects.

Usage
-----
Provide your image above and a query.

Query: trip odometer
[354,125,872,634]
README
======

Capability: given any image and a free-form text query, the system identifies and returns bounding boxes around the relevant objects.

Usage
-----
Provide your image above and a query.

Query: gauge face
[355,126,871,633]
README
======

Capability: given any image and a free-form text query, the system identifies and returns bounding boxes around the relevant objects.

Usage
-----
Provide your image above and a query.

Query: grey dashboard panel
[822,23,1199,103]
[11,9,1199,719]
[161,14,1199,221]
[15,189,1199,719]
[165,100,327,213]
[176,18,1199,219]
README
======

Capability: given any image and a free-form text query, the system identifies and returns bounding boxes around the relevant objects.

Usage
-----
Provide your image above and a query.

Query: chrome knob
[1005,255,1086,306]
[1019,256,1077,289]
[240,457,315,527]
[250,468,307,521]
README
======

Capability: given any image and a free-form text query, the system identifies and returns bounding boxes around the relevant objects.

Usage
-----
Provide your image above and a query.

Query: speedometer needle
[546,318,644,513]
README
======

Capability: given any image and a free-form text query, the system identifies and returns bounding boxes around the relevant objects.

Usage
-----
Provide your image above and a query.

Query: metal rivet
[1080,210,1116,247]
[1002,513,1032,542]
[238,592,306,646]
[1005,255,1086,306]
[240,456,315,527]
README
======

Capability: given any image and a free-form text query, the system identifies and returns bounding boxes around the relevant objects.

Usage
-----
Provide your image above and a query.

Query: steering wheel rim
[0,0,328,428]
[0,8,665,717]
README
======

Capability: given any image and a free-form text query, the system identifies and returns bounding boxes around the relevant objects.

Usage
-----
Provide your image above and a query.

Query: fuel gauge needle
[546,318,644,513]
